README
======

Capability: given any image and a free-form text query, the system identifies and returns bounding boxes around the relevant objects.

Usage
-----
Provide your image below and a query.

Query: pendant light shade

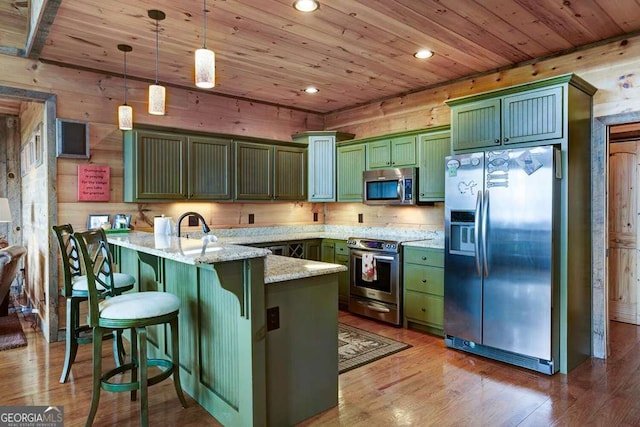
[117,44,133,130]
[148,9,166,115]
[148,84,166,116]
[195,1,215,88]
[118,105,133,130]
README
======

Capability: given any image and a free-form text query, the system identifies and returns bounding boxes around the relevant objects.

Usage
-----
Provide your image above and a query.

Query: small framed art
[87,214,110,230]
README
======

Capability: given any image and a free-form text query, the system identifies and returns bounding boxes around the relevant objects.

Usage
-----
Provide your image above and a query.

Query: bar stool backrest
[73,228,116,328]
[52,224,83,297]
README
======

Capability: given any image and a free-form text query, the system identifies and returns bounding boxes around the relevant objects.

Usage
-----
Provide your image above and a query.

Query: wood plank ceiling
[2,0,640,114]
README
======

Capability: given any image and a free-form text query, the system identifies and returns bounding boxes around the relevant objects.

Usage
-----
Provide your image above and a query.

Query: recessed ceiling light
[414,49,434,59]
[293,0,319,13]
[303,86,319,94]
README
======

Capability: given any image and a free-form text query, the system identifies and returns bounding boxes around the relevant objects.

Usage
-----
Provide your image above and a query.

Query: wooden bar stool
[52,224,135,383]
[74,228,187,426]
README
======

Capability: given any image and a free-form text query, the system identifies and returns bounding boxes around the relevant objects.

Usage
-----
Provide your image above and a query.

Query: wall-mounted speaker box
[56,118,89,159]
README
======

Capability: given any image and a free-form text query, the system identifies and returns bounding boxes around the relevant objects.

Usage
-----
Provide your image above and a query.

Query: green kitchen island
[107,231,345,426]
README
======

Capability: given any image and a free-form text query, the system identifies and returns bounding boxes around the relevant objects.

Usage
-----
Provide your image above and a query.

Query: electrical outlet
[188,215,199,226]
[248,213,255,224]
[266,306,280,331]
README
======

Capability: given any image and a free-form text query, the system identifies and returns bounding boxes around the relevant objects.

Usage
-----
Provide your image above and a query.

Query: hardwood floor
[2,310,640,426]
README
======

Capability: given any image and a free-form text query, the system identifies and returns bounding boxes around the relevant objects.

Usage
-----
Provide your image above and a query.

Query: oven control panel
[347,238,400,253]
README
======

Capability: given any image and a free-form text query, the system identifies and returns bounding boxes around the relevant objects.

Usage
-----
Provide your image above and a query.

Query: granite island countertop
[107,231,346,284]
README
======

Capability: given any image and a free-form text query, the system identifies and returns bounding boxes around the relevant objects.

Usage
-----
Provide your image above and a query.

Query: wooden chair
[52,224,135,383]
[74,228,187,426]
[0,245,27,316]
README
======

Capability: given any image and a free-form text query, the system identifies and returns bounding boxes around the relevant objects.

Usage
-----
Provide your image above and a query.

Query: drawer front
[335,241,349,256]
[405,290,444,327]
[403,247,444,267]
[403,264,444,295]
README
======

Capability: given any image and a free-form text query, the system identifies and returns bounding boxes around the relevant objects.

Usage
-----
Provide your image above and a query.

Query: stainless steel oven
[347,237,402,325]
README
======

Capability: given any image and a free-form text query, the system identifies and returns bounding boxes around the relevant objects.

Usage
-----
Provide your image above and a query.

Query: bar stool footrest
[101,358,175,393]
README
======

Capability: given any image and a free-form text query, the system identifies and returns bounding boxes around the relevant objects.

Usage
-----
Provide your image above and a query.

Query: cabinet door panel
[502,86,563,145]
[137,131,186,199]
[308,136,336,201]
[275,146,306,200]
[368,140,391,168]
[451,99,501,151]
[404,247,444,267]
[390,135,417,167]
[189,137,232,200]
[404,264,444,295]
[418,132,450,202]
[337,145,366,201]
[235,142,273,200]
[405,290,444,327]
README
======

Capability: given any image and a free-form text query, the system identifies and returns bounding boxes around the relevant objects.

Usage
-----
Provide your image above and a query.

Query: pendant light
[148,9,166,115]
[195,0,215,88]
[117,44,133,130]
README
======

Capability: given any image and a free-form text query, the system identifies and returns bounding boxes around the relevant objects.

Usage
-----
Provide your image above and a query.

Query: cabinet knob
[422,279,427,284]
[494,139,500,144]
[420,193,425,196]
[503,137,510,142]
[421,256,427,260]
[386,161,391,165]
[421,308,426,312]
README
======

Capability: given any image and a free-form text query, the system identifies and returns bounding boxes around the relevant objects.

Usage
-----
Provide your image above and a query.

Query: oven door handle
[357,300,391,313]
[372,255,395,262]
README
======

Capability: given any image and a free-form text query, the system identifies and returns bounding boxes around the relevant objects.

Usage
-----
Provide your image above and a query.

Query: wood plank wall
[325,36,640,137]
[18,101,51,337]
[3,33,640,347]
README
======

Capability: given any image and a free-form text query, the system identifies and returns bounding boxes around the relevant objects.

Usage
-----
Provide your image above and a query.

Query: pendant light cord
[123,51,128,104]
[203,0,207,49]
[154,16,159,84]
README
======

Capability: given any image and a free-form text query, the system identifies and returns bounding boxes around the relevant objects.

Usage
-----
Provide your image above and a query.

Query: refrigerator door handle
[482,189,490,277]
[474,190,482,277]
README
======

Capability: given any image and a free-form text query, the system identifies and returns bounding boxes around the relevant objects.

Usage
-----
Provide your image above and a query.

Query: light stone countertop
[107,231,346,284]
[264,255,346,284]
[107,231,270,265]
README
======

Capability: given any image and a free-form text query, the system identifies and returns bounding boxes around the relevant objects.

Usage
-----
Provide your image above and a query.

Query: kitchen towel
[361,252,377,282]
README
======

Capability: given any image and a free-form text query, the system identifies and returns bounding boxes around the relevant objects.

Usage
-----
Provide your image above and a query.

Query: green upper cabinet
[274,145,306,201]
[449,80,566,152]
[235,141,274,200]
[293,131,355,202]
[337,144,367,202]
[502,86,563,145]
[235,141,306,201]
[124,130,187,201]
[306,135,335,201]
[418,130,450,202]
[450,99,501,151]
[367,135,417,169]
[188,136,233,200]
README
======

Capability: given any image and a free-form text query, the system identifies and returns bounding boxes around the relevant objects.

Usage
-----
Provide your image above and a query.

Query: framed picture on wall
[57,118,89,159]
[87,214,110,230]
[112,214,131,229]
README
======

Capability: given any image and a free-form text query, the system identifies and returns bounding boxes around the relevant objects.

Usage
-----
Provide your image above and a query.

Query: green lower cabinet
[403,246,444,336]
[322,239,350,309]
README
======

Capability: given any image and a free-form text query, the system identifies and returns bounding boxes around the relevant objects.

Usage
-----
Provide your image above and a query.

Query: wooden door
[609,141,640,324]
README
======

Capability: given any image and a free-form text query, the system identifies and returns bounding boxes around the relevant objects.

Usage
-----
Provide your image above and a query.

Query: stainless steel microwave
[363,167,417,206]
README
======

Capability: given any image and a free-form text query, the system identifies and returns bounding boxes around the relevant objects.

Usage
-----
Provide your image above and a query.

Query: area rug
[338,323,411,374]
[0,312,27,351]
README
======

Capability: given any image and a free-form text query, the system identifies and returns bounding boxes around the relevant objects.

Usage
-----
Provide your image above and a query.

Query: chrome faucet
[177,212,210,238]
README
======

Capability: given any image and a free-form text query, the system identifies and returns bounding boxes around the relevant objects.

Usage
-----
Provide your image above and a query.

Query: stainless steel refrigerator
[443,145,560,375]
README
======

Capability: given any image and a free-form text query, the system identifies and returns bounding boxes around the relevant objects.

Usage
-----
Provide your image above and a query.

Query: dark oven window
[353,257,392,293]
